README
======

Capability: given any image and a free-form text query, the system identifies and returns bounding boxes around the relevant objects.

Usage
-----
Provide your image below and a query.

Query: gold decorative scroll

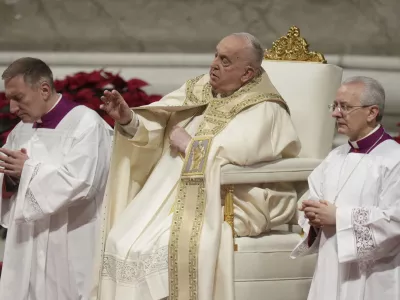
[264,26,326,63]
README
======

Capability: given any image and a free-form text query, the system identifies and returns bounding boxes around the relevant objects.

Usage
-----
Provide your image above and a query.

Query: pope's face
[332,83,379,141]
[209,36,255,96]
[5,75,49,123]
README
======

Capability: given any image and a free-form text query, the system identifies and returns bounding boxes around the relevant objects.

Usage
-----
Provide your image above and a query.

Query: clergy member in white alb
[0,57,113,300]
[291,76,400,300]
[90,33,301,300]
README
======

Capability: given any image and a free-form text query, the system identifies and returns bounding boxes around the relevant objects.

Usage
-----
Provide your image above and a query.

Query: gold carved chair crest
[264,26,326,63]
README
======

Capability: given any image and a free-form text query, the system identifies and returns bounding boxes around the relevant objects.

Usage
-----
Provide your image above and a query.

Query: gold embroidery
[190,143,204,172]
[169,137,212,300]
[182,137,212,176]
[184,75,211,106]
[188,180,206,299]
[169,181,186,299]
[197,93,285,136]
[169,72,288,300]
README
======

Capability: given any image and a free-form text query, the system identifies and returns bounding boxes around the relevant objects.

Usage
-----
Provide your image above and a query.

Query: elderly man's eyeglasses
[328,103,373,113]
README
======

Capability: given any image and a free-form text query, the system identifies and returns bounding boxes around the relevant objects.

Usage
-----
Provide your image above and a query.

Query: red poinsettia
[54,70,162,127]
[0,70,162,145]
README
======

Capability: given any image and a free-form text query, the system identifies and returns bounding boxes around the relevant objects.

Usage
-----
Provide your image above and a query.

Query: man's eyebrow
[220,54,231,62]
[5,93,22,99]
[334,99,349,104]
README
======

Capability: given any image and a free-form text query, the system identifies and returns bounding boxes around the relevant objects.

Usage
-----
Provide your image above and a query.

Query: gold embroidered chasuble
[167,73,288,300]
[90,71,289,300]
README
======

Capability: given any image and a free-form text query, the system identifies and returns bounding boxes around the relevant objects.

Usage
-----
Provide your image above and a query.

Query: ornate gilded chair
[221,27,343,300]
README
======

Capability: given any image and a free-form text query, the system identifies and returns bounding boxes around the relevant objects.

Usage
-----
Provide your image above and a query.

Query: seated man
[92,33,301,300]
[0,58,113,299]
[292,76,400,300]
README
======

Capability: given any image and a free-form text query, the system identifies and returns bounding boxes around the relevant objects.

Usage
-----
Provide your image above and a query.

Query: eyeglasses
[328,103,373,114]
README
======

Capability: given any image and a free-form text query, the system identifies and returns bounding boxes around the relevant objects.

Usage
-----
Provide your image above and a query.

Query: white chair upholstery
[221,61,343,300]
[263,61,343,159]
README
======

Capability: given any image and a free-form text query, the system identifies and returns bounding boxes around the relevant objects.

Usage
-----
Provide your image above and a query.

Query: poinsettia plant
[0,70,162,146]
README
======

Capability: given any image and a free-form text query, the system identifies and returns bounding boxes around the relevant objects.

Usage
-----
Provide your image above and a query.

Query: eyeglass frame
[328,103,375,114]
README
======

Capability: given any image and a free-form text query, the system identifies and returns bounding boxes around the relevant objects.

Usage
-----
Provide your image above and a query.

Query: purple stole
[348,125,393,154]
[33,96,79,129]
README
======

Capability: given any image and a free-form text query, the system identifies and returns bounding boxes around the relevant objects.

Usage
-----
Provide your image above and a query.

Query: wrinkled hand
[0,148,29,178]
[169,126,192,154]
[301,200,337,227]
[100,90,133,125]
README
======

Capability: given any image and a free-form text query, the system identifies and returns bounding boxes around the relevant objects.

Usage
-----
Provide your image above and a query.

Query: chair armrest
[220,158,322,185]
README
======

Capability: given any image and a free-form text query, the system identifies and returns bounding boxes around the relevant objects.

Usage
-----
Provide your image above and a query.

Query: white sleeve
[290,159,326,258]
[336,162,400,263]
[118,83,187,149]
[13,123,112,222]
[0,134,15,227]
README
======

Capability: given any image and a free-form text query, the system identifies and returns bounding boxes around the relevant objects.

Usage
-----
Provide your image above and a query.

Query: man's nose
[9,100,19,114]
[331,107,342,118]
[210,59,219,69]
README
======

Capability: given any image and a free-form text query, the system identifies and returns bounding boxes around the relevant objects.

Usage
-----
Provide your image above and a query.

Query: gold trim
[182,137,212,177]
[169,72,286,300]
[223,185,238,251]
[183,75,211,106]
[264,26,326,63]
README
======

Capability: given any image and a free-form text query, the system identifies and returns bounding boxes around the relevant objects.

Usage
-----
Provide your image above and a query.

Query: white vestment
[292,139,400,300]
[94,74,300,300]
[0,106,113,300]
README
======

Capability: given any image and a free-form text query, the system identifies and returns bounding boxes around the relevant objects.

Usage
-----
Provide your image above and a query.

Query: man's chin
[19,116,34,123]
[337,126,348,135]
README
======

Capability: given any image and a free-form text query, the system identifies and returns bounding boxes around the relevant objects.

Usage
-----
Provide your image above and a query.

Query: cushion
[235,230,316,281]
[235,279,312,300]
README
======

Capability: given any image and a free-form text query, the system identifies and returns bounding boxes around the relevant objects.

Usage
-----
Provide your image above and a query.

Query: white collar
[36,94,62,123]
[349,124,381,149]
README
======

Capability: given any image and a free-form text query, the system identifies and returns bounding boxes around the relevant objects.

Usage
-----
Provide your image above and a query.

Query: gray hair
[342,76,385,122]
[231,32,264,67]
[2,57,55,91]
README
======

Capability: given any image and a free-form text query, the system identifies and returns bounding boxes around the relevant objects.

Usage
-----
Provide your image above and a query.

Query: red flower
[0,69,162,143]
[110,74,127,90]
[148,94,162,104]
[127,79,148,91]
[87,71,106,84]
[54,79,68,92]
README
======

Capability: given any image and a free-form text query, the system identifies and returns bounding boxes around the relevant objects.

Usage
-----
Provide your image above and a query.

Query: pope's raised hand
[100,90,133,125]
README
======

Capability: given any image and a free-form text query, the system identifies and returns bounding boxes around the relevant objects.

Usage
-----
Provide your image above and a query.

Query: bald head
[229,33,264,68]
[209,33,264,96]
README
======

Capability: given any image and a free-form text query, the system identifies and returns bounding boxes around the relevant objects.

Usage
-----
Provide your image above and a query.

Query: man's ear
[39,81,52,101]
[367,105,380,123]
[241,66,256,83]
